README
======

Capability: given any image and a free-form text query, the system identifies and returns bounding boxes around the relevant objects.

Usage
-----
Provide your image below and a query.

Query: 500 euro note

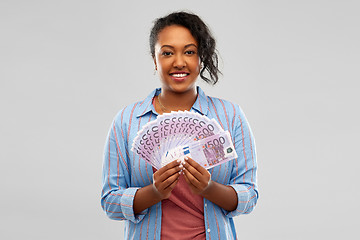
[161,130,238,169]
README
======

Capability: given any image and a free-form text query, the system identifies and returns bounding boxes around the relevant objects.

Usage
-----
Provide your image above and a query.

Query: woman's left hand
[182,157,212,196]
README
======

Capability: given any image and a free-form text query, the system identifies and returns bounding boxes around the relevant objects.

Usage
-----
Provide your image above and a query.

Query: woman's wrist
[199,179,213,198]
[134,184,163,214]
[199,181,238,212]
[151,182,165,201]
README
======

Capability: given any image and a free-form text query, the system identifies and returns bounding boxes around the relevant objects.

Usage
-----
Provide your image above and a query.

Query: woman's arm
[102,120,182,221]
[133,161,182,214]
[101,119,138,222]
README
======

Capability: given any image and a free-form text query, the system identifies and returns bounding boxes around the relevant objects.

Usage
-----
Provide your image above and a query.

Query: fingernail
[177,159,181,163]
[184,156,188,160]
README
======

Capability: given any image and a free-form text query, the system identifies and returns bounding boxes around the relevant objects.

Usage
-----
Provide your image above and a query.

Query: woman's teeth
[171,73,188,78]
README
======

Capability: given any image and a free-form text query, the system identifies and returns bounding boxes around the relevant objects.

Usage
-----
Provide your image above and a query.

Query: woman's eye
[185,50,195,55]
[161,51,173,56]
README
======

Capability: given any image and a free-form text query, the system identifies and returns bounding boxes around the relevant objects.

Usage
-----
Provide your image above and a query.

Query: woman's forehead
[156,25,198,48]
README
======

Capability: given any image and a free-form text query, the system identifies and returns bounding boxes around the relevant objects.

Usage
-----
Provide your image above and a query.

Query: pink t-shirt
[160,174,206,239]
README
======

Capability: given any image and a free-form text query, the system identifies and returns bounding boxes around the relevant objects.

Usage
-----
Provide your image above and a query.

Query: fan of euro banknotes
[131,111,238,170]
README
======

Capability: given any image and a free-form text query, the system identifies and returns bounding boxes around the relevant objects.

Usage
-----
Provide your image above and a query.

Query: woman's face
[154,25,201,94]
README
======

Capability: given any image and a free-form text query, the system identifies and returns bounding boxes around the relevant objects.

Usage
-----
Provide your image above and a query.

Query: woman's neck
[157,87,197,113]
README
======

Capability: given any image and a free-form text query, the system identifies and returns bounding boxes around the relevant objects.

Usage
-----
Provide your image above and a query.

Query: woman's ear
[153,57,157,70]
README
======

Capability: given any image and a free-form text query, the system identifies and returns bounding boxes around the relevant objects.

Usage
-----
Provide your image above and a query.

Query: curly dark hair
[149,11,221,85]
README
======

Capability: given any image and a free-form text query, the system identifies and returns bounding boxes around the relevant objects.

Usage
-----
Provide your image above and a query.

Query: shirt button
[205,203,207,207]
[207,228,211,233]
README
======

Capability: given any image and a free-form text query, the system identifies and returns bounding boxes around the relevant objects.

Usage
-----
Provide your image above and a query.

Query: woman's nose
[173,54,186,69]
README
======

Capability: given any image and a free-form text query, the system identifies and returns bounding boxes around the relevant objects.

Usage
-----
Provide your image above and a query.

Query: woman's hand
[182,157,238,211]
[152,160,182,200]
[134,161,181,214]
[182,157,212,196]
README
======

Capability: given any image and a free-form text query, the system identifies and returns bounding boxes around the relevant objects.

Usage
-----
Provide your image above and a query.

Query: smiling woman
[153,25,201,111]
[101,11,258,240]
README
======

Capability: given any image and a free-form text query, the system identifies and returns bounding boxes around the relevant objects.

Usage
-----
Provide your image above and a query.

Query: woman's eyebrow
[160,43,198,49]
[184,43,198,49]
[160,45,174,49]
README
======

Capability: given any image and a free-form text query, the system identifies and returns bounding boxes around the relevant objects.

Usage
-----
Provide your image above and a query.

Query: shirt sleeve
[223,105,258,217]
[101,117,148,223]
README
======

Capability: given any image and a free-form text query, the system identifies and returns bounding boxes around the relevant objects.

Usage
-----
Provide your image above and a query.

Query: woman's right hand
[134,160,182,214]
[152,160,182,200]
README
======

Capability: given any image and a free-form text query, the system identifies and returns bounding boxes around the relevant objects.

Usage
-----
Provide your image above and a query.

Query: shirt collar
[136,86,209,118]
[192,86,209,116]
[135,88,159,118]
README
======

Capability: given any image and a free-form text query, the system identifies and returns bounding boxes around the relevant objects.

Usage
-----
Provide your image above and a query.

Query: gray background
[1,0,359,239]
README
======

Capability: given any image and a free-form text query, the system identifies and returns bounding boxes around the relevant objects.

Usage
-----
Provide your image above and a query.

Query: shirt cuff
[222,184,252,217]
[120,187,148,223]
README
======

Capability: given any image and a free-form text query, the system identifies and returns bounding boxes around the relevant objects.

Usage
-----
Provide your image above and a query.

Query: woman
[101,11,258,240]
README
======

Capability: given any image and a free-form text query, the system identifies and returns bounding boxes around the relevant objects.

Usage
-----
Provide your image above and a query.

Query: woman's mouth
[170,72,189,81]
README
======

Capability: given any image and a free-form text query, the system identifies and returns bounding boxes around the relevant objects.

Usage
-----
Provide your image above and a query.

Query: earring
[153,66,157,75]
